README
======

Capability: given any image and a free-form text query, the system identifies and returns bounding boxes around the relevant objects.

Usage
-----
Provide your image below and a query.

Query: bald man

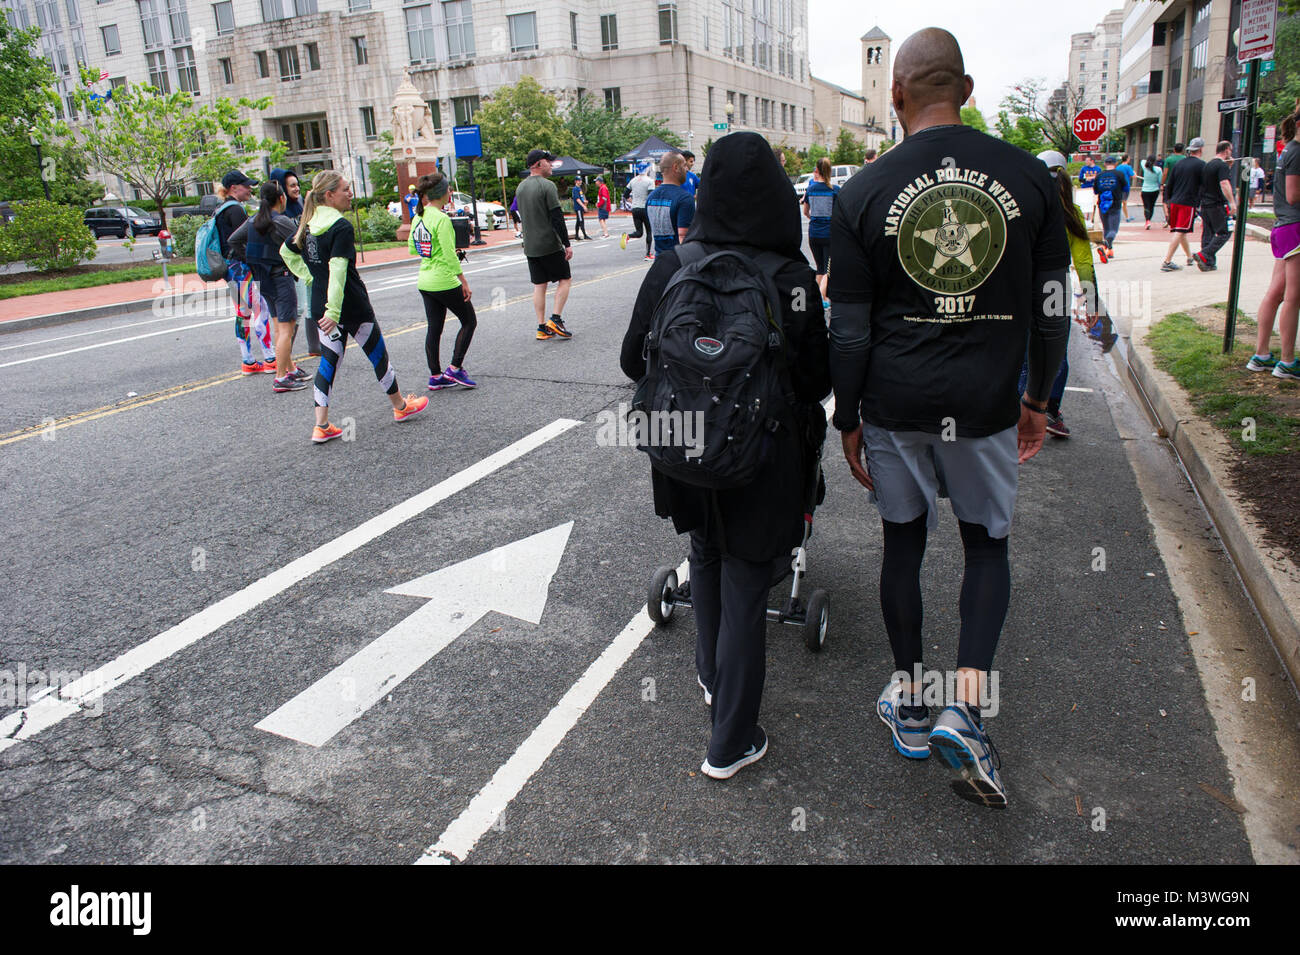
[828,27,1069,809]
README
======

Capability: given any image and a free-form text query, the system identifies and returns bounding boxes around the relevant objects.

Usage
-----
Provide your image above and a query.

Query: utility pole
[1223,57,1260,353]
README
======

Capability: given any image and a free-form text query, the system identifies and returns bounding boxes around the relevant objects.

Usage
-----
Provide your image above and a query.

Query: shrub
[358,206,399,243]
[168,214,203,257]
[0,200,98,271]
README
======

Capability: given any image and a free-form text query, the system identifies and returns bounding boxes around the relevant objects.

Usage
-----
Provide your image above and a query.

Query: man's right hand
[564,247,573,261]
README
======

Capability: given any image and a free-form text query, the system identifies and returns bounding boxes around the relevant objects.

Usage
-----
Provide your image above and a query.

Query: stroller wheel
[648,566,678,626]
[803,589,829,651]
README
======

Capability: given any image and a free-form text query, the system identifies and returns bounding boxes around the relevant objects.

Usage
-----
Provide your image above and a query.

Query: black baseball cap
[526,149,555,168]
[222,170,258,188]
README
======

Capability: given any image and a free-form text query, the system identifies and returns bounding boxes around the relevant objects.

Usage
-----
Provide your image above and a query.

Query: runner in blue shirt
[646,151,695,255]
[682,150,701,196]
[801,156,839,307]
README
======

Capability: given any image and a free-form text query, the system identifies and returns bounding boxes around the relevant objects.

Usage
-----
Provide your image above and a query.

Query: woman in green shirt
[409,171,478,390]
[1139,155,1162,230]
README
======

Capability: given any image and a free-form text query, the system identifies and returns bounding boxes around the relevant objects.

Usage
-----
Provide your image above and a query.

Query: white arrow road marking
[0,418,582,753]
[256,523,574,747]
[414,403,837,864]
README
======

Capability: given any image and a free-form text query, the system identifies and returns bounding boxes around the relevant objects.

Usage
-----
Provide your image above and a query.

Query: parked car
[450,192,508,231]
[84,206,162,238]
[829,164,859,188]
[792,173,812,199]
[171,195,224,219]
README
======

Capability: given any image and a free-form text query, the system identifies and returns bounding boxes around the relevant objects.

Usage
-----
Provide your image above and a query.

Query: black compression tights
[880,516,1011,675]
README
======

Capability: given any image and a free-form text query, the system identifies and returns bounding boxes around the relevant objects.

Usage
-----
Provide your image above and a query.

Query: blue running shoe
[1246,352,1277,372]
[443,366,478,388]
[929,704,1007,808]
[428,373,455,391]
[876,678,930,759]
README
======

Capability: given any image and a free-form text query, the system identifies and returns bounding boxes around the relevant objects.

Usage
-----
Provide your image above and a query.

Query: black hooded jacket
[619,132,832,562]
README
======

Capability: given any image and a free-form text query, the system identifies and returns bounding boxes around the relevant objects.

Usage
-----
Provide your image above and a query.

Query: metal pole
[468,157,485,246]
[1223,57,1260,354]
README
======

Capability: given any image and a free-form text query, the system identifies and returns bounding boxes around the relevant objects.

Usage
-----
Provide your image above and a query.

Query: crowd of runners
[200,25,1300,801]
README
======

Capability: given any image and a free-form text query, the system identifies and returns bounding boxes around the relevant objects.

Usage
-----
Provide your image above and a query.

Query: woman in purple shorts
[1248,110,1300,381]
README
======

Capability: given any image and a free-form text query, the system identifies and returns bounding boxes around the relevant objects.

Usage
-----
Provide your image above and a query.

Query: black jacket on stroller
[619,133,832,565]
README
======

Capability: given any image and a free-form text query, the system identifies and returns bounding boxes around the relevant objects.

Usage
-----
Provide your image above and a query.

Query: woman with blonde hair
[281,171,428,443]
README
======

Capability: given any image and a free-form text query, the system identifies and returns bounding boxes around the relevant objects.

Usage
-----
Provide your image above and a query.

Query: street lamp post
[725,100,734,133]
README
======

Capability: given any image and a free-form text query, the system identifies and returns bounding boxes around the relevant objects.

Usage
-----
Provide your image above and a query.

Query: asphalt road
[0,232,1256,864]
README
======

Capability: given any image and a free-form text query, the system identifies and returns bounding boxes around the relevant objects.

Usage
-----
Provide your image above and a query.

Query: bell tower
[860,26,892,140]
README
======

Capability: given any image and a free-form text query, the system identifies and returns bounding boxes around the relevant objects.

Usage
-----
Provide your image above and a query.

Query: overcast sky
[807,0,1125,120]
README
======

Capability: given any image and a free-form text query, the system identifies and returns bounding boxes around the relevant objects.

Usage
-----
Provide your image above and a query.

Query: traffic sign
[452,124,482,158]
[712,122,728,130]
[1073,108,1107,141]
[495,156,508,178]
[1238,0,1276,62]
[1219,97,1248,113]
[1261,59,1275,74]
[1078,142,1100,152]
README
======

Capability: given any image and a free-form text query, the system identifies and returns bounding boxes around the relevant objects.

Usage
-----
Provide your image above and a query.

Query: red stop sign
[1074,108,1107,141]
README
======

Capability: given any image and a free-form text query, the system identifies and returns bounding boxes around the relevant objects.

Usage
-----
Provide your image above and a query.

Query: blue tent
[614,136,675,163]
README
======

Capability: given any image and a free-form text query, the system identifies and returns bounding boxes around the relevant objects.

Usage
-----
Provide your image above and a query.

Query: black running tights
[420,286,477,374]
[880,516,1010,675]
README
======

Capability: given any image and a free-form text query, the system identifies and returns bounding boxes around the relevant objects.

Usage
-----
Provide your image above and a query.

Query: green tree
[55,71,284,227]
[803,142,829,173]
[831,128,864,165]
[470,76,580,203]
[1258,14,1300,131]
[995,111,1048,154]
[0,198,97,270]
[1001,78,1078,156]
[961,105,988,133]
[368,131,397,201]
[564,98,680,169]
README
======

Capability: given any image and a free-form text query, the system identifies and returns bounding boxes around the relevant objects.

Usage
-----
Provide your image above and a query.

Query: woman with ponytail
[409,170,479,390]
[1248,109,1300,380]
[229,181,308,392]
[281,172,428,443]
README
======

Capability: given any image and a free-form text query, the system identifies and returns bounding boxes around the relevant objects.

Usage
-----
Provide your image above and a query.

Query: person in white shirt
[1251,163,1266,207]
[620,169,656,255]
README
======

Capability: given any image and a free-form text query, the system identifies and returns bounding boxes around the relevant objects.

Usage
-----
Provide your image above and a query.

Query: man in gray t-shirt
[622,170,656,257]
[515,149,575,340]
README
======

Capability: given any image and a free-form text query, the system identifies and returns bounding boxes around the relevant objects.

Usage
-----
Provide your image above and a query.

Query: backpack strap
[673,241,708,269]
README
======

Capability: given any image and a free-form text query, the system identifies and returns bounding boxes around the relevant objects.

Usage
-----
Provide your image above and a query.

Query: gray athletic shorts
[860,423,1019,539]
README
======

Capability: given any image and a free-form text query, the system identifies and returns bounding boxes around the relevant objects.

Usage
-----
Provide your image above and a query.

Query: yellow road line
[0,264,647,449]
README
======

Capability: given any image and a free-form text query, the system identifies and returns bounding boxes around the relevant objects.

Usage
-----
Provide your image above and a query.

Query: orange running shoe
[241,361,264,375]
[261,358,277,373]
[393,394,428,422]
[312,423,343,444]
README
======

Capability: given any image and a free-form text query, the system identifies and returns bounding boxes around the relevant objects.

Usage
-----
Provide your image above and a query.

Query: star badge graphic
[917,200,986,274]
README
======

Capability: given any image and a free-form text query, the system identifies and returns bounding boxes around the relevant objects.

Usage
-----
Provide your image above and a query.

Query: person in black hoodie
[620,131,832,780]
[270,167,319,356]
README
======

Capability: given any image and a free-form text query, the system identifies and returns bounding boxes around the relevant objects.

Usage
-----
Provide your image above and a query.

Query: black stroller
[645,421,830,651]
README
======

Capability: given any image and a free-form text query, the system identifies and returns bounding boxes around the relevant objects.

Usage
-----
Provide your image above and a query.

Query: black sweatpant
[1199,202,1230,266]
[1141,189,1159,223]
[629,208,652,254]
[689,530,772,765]
[573,207,590,239]
[419,286,477,373]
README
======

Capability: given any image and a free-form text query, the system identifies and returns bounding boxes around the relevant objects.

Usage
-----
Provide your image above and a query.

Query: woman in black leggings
[409,170,478,389]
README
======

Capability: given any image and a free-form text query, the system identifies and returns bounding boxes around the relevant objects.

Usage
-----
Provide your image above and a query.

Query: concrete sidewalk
[1098,214,1300,691]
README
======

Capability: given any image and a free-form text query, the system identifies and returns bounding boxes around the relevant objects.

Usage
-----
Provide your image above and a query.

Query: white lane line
[417,401,838,864]
[1064,386,1095,393]
[0,313,204,352]
[417,558,690,865]
[0,318,227,369]
[0,418,583,753]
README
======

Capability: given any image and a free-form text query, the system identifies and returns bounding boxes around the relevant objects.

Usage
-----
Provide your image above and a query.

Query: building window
[101,23,120,53]
[165,0,190,42]
[603,86,620,111]
[360,105,376,139]
[722,1,732,57]
[348,0,370,9]
[212,0,233,34]
[405,5,434,64]
[443,0,474,60]
[658,1,676,44]
[508,12,536,52]
[139,0,163,49]
[65,92,78,120]
[261,0,314,20]
[739,93,747,124]
[452,94,478,125]
[110,75,127,90]
[570,10,577,49]
[707,85,713,121]
[352,35,368,65]
[276,45,300,81]
[305,41,319,69]
[1189,39,1207,82]
[426,99,442,132]
[219,56,232,83]
[600,12,616,50]
[175,44,198,92]
[255,49,268,77]
[146,49,169,91]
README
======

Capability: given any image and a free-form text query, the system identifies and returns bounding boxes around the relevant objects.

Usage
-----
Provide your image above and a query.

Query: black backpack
[633,242,796,489]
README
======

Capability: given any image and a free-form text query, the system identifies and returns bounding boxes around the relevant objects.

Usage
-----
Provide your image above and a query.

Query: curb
[1122,329,1300,690]
[0,237,525,336]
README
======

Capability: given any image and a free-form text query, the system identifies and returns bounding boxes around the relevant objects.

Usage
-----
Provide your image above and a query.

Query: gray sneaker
[1246,353,1278,372]
[929,704,1007,808]
[1160,261,1182,272]
[877,678,931,758]
[1272,359,1300,381]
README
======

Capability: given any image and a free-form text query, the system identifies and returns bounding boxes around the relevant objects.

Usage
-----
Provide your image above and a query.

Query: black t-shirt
[215,201,248,261]
[1166,155,1205,207]
[827,124,1068,437]
[283,215,372,324]
[1199,157,1231,207]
